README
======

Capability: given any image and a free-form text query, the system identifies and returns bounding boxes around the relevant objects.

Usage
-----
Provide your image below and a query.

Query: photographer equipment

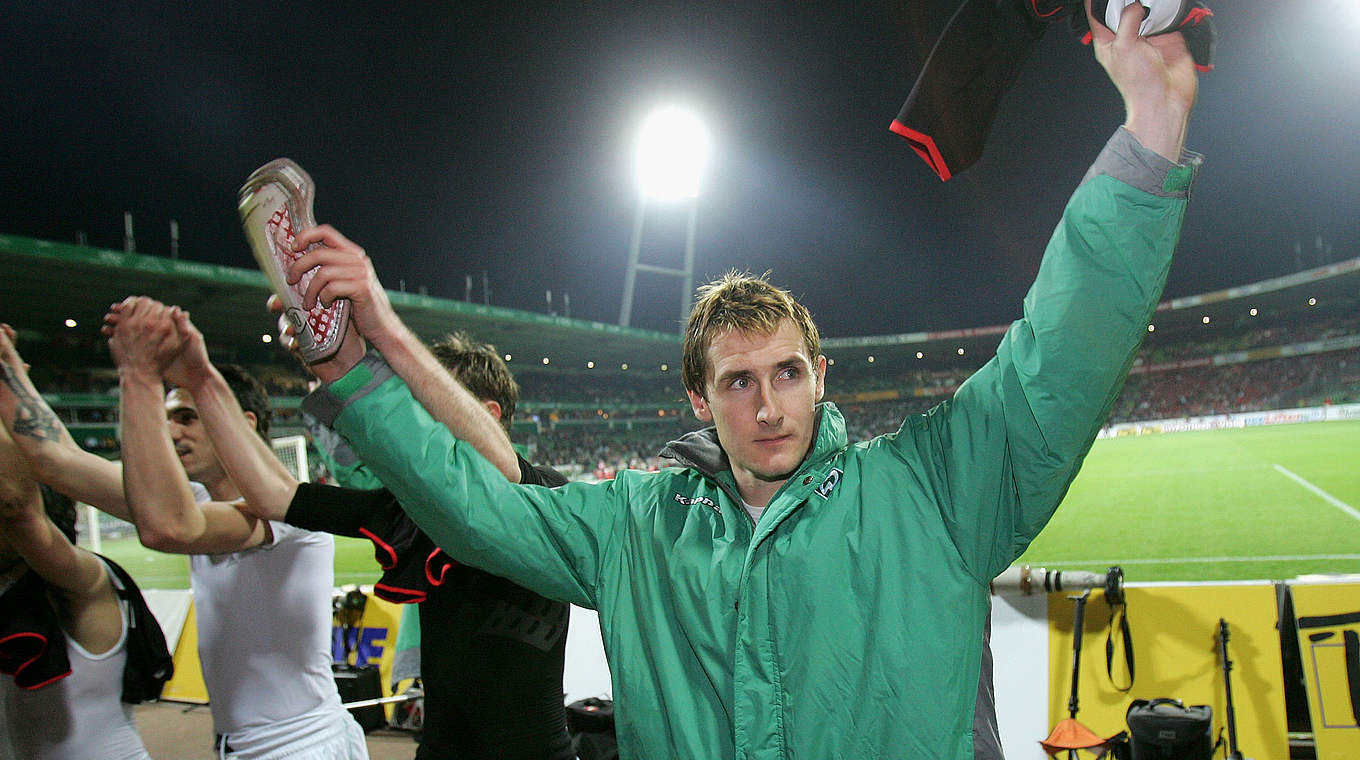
[567,697,619,760]
[1042,590,1124,759]
[332,586,385,732]
[1216,619,1247,760]
[992,564,1123,601]
[386,679,424,731]
[1125,699,1214,760]
[997,565,1133,692]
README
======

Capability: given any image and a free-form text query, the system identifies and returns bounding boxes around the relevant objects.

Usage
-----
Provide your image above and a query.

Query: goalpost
[271,434,310,484]
[85,435,312,552]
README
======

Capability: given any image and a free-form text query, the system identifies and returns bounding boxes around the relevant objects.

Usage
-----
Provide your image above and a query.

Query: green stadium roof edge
[0,234,680,374]
[3,233,1357,373]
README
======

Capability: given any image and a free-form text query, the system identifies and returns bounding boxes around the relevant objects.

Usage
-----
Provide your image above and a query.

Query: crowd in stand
[1138,313,1360,364]
[30,315,1360,479]
[519,348,1358,478]
[522,423,689,479]
[1109,351,1357,423]
[517,372,685,407]
[819,365,969,394]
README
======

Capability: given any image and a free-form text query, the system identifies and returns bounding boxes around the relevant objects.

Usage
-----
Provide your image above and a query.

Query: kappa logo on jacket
[673,492,720,514]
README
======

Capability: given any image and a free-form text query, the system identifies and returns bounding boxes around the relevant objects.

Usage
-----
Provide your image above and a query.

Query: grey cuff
[302,411,361,467]
[1080,127,1203,198]
[299,349,397,427]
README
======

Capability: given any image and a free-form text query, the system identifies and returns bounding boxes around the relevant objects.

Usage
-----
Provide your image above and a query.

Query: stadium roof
[0,234,679,375]
[3,233,1357,375]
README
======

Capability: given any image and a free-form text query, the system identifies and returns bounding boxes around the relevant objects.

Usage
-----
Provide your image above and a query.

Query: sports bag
[1125,699,1214,760]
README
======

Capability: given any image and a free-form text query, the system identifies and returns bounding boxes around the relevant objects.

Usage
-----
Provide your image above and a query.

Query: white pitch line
[1031,554,1360,567]
[1273,464,1360,522]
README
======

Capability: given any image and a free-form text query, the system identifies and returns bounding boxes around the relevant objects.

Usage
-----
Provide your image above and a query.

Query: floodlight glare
[636,106,709,200]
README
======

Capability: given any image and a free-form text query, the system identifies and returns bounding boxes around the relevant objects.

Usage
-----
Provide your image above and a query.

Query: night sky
[4,1,1356,337]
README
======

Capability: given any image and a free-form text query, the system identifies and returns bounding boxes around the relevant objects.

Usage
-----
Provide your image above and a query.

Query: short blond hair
[428,331,518,435]
[682,270,820,397]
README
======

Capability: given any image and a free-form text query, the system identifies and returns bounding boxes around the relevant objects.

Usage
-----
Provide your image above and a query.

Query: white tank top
[188,513,349,747]
[0,559,151,760]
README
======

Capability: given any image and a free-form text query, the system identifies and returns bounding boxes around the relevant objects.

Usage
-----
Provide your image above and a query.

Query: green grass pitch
[96,420,1360,590]
[1018,419,1360,582]
[94,535,384,590]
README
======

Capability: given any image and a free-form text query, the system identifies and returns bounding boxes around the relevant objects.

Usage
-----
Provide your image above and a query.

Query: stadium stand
[2,234,1356,476]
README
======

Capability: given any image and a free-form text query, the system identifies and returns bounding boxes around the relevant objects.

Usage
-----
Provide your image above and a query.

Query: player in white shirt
[0,321,367,760]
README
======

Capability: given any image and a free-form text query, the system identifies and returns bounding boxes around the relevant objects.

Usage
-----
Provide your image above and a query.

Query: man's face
[165,388,225,485]
[687,319,826,506]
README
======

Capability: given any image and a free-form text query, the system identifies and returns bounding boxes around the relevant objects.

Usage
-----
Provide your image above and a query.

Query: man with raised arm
[106,299,580,760]
[0,423,153,760]
[274,5,1203,756]
[0,318,368,760]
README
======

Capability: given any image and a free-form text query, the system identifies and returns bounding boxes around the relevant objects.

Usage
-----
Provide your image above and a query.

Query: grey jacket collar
[658,402,838,481]
[658,425,729,477]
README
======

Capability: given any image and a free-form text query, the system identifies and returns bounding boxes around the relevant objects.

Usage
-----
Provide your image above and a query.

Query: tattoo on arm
[0,365,63,442]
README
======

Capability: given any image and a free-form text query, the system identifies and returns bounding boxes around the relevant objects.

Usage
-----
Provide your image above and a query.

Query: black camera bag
[566,697,618,760]
[1126,699,1214,760]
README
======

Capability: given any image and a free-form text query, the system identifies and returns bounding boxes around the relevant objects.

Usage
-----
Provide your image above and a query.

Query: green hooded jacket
[303,128,1199,759]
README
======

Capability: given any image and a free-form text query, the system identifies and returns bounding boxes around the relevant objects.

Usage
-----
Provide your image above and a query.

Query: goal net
[271,434,310,483]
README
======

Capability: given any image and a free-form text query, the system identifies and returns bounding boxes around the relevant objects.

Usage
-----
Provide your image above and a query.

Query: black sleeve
[518,454,569,489]
[284,481,403,539]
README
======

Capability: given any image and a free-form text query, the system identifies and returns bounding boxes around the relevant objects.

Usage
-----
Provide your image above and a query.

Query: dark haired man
[0,318,368,760]
[103,299,579,759]
[322,332,575,759]
[259,5,1202,756]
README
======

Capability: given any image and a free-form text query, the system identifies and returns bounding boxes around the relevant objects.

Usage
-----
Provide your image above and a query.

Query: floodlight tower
[618,106,709,331]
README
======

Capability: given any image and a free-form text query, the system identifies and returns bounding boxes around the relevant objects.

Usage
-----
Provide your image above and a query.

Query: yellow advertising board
[1290,580,1360,759]
[1046,582,1287,759]
[160,599,208,703]
[334,594,404,717]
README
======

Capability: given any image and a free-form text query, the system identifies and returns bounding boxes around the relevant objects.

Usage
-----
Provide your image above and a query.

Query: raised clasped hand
[102,296,187,379]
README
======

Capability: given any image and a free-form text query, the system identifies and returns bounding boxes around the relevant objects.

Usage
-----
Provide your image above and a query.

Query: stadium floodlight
[619,105,710,330]
[635,106,709,200]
